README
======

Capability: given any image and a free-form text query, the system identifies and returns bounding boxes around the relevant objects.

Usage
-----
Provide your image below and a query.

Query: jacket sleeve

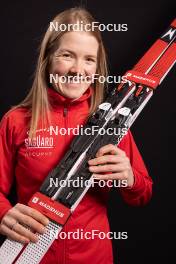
[0,113,16,221]
[118,130,153,206]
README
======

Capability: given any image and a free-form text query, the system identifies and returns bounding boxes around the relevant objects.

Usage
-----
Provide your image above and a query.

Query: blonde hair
[12,7,108,138]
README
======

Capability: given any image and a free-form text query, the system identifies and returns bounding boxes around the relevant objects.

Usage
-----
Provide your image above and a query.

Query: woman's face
[49,31,99,99]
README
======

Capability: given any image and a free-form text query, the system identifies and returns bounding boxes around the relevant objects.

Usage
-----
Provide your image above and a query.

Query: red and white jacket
[0,87,153,264]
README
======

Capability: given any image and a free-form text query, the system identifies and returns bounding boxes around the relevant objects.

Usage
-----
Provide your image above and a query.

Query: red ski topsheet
[133,19,176,76]
[28,192,71,225]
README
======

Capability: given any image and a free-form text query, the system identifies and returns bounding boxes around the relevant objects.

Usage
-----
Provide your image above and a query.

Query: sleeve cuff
[119,167,147,200]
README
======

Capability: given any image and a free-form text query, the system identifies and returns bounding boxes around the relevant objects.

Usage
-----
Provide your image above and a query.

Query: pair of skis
[0,19,176,264]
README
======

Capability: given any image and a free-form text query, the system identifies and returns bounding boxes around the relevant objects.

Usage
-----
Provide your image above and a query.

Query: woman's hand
[0,203,49,244]
[88,144,134,187]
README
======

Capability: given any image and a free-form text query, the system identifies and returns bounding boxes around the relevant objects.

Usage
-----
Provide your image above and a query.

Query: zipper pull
[63,107,68,117]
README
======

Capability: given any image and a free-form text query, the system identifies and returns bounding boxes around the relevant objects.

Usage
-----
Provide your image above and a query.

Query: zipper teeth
[63,105,68,264]
[63,107,68,117]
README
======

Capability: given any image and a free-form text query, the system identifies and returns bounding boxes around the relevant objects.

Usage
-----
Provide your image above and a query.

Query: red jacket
[0,87,153,264]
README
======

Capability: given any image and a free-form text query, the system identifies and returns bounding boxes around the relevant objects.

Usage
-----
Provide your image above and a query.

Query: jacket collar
[47,86,93,110]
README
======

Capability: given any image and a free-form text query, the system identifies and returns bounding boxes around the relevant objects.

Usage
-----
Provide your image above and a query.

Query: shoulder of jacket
[0,107,30,130]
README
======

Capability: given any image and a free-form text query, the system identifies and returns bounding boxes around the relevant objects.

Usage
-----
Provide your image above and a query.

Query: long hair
[12,7,108,138]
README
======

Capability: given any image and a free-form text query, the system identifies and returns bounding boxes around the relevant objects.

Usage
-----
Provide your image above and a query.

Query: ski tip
[171,19,176,28]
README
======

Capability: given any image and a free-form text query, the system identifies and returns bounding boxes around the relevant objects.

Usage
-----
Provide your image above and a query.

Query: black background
[0,1,175,264]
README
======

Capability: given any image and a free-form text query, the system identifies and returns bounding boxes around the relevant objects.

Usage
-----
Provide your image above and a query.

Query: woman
[0,7,153,264]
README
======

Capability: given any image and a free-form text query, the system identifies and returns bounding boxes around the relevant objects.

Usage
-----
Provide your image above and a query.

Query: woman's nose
[70,60,84,75]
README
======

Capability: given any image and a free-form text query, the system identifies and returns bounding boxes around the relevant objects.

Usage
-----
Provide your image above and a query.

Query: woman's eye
[86,58,96,63]
[63,53,71,58]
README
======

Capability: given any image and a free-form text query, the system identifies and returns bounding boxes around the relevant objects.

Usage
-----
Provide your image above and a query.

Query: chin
[63,85,88,99]
[61,90,81,99]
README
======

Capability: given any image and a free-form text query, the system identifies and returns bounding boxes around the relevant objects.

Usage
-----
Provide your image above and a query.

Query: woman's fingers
[87,144,134,186]
[95,144,126,157]
[88,155,125,166]
[89,163,129,173]
[0,222,30,244]
[92,172,128,181]
[1,215,38,243]
[15,204,49,226]
[0,203,50,243]
[88,152,130,174]
[9,209,46,235]
[12,221,39,243]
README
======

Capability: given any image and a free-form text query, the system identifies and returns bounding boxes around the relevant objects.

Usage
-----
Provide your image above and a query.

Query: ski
[0,18,175,264]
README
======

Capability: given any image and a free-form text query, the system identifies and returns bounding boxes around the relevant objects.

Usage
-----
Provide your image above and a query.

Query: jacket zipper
[63,107,68,117]
[62,105,68,264]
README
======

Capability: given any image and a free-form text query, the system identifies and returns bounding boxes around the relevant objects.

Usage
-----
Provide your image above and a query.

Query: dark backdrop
[0,1,175,264]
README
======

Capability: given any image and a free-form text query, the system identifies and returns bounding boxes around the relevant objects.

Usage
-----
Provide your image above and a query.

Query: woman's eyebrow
[56,49,74,54]
[85,54,97,59]
[56,49,97,58]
